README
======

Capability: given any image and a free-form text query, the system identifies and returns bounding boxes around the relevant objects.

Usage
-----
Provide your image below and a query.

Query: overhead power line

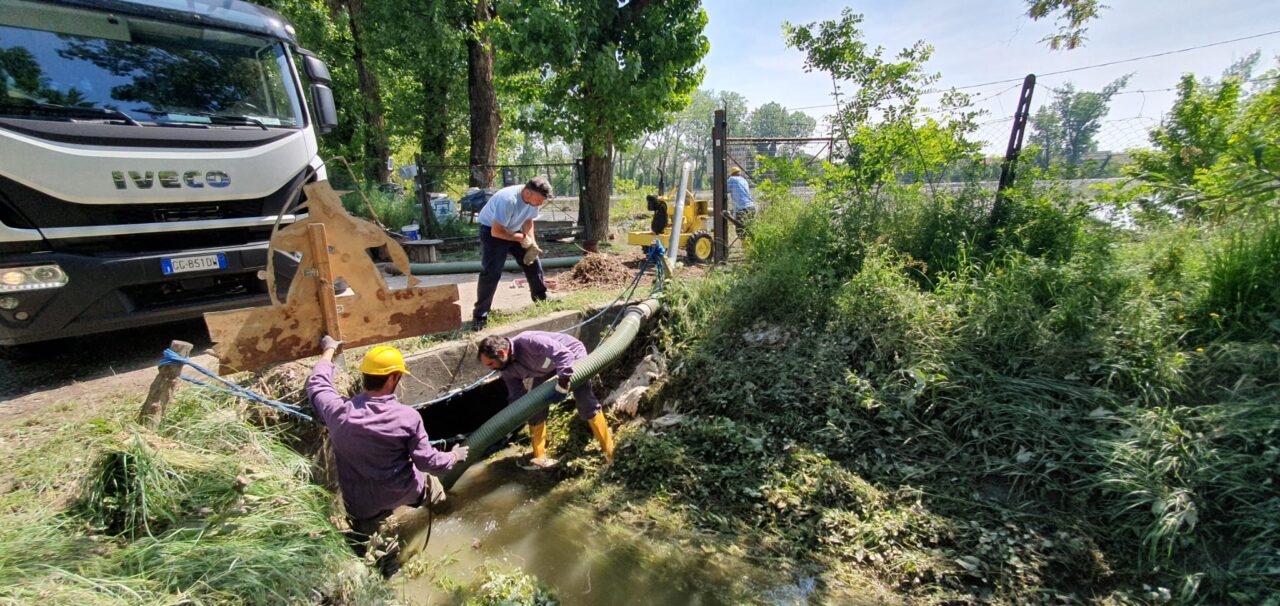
[950,28,1280,91]
[784,29,1280,113]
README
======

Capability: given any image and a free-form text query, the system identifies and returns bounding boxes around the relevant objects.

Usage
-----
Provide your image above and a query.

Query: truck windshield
[0,14,303,128]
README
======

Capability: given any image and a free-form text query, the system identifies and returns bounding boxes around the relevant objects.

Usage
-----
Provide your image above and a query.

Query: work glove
[522,239,543,266]
[320,335,343,352]
[548,378,570,403]
[450,444,470,463]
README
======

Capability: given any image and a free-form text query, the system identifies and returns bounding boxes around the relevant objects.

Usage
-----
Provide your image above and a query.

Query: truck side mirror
[300,52,332,84]
[297,49,337,135]
[311,83,338,135]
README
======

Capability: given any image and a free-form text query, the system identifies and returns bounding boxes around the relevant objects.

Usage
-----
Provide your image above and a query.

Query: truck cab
[0,0,336,350]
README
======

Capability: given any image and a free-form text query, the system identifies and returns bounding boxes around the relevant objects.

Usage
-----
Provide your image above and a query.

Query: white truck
[0,0,337,354]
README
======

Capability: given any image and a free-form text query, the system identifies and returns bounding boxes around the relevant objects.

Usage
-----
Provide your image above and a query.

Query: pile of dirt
[560,253,638,289]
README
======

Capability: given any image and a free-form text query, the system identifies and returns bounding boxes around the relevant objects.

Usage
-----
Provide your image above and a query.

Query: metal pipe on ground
[439,298,660,490]
[406,256,583,275]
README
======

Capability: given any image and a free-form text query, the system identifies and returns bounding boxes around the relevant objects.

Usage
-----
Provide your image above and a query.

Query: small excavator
[626,171,714,264]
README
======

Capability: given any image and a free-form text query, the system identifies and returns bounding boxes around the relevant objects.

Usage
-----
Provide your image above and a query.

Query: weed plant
[593,178,1280,603]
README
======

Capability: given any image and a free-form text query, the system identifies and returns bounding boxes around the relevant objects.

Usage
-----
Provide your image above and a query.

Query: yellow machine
[626,188,714,264]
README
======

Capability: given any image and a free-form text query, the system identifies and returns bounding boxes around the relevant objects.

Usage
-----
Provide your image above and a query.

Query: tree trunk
[419,74,450,193]
[583,140,614,251]
[467,0,499,188]
[344,0,389,183]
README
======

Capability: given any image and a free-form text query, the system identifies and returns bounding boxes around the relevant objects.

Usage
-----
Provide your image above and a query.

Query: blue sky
[699,0,1280,150]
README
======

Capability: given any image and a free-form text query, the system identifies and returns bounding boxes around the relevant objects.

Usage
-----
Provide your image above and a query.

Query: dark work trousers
[524,374,601,427]
[473,224,547,323]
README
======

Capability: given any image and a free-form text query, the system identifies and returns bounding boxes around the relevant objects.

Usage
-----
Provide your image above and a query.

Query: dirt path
[0,268,572,427]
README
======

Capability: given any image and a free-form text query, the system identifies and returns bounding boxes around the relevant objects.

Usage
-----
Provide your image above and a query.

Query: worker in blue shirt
[472,176,553,331]
[727,166,756,239]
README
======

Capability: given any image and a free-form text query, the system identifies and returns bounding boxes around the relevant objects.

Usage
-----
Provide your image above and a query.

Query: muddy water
[396,449,756,606]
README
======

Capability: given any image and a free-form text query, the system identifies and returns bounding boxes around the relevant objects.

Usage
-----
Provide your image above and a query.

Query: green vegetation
[494,0,708,243]
[338,186,475,239]
[0,391,386,604]
[572,176,1279,602]
[551,12,1280,604]
[461,569,560,606]
[5,3,1276,603]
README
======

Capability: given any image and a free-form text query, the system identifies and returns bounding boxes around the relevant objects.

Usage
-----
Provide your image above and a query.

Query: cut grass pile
[0,390,387,605]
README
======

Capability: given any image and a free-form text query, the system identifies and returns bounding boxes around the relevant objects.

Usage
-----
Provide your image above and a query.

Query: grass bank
[568,180,1279,603]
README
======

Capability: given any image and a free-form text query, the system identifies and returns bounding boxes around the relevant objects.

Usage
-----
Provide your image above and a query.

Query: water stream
[394,448,757,606]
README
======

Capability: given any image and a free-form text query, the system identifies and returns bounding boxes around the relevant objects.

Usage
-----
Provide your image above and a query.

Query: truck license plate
[162,253,227,275]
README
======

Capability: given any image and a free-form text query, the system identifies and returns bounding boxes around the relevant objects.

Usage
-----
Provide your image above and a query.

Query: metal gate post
[575,157,589,239]
[993,74,1036,224]
[712,109,728,262]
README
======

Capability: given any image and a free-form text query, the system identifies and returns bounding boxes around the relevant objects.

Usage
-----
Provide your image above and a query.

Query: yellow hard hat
[729,166,743,176]
[360,345,410,376]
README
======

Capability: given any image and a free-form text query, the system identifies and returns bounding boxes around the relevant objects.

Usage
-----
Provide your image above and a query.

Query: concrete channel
[397,307,618,450]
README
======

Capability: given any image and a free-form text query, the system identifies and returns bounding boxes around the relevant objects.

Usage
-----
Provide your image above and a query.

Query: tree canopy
[494,0,709,244]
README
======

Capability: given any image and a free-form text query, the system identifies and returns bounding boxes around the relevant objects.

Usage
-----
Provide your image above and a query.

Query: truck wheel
[685,231,713,264]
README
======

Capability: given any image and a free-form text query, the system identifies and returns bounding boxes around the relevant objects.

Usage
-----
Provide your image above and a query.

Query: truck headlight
[0,264,69,291]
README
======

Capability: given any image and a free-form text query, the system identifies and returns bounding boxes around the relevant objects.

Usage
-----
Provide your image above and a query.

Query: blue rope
[603,257,650,337]
[161,349,317,423]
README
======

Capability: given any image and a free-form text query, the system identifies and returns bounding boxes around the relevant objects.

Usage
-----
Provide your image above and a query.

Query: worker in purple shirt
[476,331,614,467]
[307,336,468,539]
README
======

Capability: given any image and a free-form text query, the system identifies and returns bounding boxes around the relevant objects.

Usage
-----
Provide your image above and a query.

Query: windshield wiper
[198,113,269,130]
[0,103,142,126]
[133,109,271,130]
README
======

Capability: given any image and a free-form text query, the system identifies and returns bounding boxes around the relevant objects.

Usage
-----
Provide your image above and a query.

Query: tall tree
[466,0,500,187]
[746,101,816,160]
[495,0,709,251]
[363,0,468,193]
[1030,76,1130,171]
[329,0,390,183]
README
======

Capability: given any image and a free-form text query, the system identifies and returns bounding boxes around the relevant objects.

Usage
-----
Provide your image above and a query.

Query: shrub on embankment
[0,391,387,605]
[601,181,1280,603]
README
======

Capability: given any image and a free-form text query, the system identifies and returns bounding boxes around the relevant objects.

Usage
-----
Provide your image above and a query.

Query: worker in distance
[471,176,554,331]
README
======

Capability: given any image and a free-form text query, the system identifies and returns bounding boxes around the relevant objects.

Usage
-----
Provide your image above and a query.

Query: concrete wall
[399,307,611,407]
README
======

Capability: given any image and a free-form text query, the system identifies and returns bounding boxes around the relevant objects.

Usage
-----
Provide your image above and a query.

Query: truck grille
[121,272,263,311]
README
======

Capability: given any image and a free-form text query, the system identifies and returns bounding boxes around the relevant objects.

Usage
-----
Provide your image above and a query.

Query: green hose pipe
[409,256,583,275]
[440,298,660,490]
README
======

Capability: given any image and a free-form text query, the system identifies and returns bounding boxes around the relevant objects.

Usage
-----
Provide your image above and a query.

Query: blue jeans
[473,225,547,322]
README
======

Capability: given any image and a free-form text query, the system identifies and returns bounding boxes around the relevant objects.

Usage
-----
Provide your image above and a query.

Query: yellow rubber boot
[529,423,548,460]
[586,412,615,462]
